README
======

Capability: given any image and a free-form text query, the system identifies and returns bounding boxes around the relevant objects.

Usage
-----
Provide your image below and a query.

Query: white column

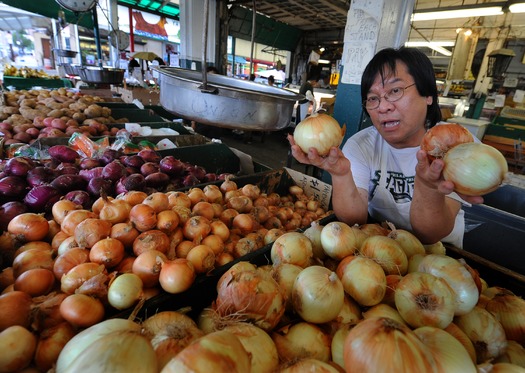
[179,0,217,69]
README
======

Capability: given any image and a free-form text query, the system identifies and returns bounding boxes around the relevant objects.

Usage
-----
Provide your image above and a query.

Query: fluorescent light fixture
[405,41,453,56]
[318,59,331,64]
[411,5,503,21]
[319,47,325,52]
[406,41,455,47]
[509,2,525,12]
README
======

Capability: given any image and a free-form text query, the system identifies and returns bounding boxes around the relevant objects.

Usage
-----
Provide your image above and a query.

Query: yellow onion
[142,311,204,371]
[454,306,507,364]
[271,231,313,268]
[331,323,354,370]
[363,303,406,326]
[395,272,455,329]
[386,222,426,259]
[279,358,342,373]
[413,326,476,373]
[302,220,325,260]
[336,255,386,307]
[161,330,250,373]
[320,221,366,260]
[488,363,525,373]
[418,254,479,316]
[271,263,303,312]
[272,322,331,363]
[483,289,525,345]
[360,235,408,275]
[444,322,477,364]
[293,113,346,156]
[443,142,508,196]
[0,325,37,372]
[107,273,144,310]
[291,265,344,324]
[494,340,525,367]
[343,317,437,372]
[55,319,155,373]
[222,322,279,373]
[214,266,286,332]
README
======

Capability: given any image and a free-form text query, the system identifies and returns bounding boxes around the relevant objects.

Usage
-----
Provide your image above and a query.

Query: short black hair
[361,47,441,127]
[268,75,275,83]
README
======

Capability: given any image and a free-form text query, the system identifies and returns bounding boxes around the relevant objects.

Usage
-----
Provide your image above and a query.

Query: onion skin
[293,113,346,156]
[161,330,250,373]
[443,142,508,196]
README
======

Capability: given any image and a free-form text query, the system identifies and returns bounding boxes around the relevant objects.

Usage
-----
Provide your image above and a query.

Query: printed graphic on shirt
[370,170,415,203]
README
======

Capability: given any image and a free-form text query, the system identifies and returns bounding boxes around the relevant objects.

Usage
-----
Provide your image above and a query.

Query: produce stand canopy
[2,0,94,29]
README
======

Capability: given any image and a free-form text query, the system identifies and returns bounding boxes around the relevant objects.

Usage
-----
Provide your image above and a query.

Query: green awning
[2,0,95,29]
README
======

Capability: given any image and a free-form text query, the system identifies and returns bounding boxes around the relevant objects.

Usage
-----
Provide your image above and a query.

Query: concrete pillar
[447,30,479,81]
[179,0,217,70]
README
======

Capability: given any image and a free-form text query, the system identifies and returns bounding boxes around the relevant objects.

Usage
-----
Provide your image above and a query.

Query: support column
[179,0,217,70]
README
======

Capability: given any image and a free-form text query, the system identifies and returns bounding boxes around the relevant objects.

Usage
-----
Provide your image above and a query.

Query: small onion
[420,122,474,160]
[107,273,144,310]
[293,112,345,156]
[0,325,37,372]
[443,142,508,196]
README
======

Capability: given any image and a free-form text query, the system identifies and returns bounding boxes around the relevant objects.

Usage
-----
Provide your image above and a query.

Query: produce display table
[3,76,73,90]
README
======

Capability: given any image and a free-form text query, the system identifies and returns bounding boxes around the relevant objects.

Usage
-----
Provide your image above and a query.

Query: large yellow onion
[483,289,525,345]
[222,323,279,373]
[443,142,508,196]
[55,319,157,373]
[413,326,476,373]
[454,306,508,364]
[417,254,479,316]
[160,330,250,373]
[320,221,366,260]
[291,265,344,324]
[141,311,205,371]
[272,321,332,363]
[293,113,346,156]
[343,317,437,373]
[395,272,455,329]
[214,266,286,331]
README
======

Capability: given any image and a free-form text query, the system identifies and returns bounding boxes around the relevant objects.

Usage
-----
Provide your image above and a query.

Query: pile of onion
[293,111,346,156]
[420,122,508,196]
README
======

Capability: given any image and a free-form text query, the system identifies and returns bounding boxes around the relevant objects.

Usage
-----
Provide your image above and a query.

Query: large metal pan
[79,67,125,85]
[156,67,303,131]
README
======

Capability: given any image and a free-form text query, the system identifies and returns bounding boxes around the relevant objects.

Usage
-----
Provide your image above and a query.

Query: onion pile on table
[0,180,331,371]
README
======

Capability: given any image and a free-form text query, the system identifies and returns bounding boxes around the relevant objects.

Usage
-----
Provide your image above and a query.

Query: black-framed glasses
[363,83,416,110]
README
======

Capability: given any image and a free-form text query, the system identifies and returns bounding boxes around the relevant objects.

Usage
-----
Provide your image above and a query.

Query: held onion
[443,142,508,196]
[420,122,474,160]
[293,112,346,156]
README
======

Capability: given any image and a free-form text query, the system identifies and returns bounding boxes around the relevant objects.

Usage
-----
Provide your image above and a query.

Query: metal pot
[79,67,125,84]
[156,67,303,131]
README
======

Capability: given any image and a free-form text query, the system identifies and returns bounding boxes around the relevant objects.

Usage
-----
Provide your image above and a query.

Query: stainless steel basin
[156,67,303,131]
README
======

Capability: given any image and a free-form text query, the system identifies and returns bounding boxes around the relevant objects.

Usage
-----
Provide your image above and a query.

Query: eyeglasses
[364,83,416,110]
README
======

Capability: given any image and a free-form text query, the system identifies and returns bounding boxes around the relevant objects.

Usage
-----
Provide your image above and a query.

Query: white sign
[340,0,384,84]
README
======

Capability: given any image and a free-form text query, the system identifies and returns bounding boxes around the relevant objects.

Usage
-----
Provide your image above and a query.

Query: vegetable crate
[111,167,333,321]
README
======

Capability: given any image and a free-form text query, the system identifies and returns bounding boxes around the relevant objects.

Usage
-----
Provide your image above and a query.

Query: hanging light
[486,48,516,78]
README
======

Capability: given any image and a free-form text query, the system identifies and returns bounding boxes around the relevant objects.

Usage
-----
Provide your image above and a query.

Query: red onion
[23,185,62,212]
[204,173,218,182]
[138,149,161,163]
[48,145,80,164]
[159,156,184,176]
[87,177,114,197]
[102,161,127,182]
[121,155,145,169]
[145,172,170,189]
[120,174,146,192]
[64,190,92,209]
[51,174,88,193]
[100,149,123,165]
[79,158,102,170]
[26,167,55,187]
[182,174,200,187]
[0,201,28,232]
[79,167,104,181]
[185,165,206,181]
[4,157,34,177]
[0,176,28,197]
[140,162,159,176]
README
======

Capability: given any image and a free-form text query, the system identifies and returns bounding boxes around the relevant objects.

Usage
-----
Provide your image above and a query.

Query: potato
[84,104,103,118]
[19,107,40,121]
[19,99,37,108]
[48,109,65,118]
[72,112,86,123]
[69,102,88,111]
[2,106,19,115]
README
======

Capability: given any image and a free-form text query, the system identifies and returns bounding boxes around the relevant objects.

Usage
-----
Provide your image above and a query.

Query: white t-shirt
[341,126,465,248]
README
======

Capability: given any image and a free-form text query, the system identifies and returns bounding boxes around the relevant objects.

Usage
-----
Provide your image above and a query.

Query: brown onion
[158,258,196,294]
[420,122,474,160]
[59,293,105,328]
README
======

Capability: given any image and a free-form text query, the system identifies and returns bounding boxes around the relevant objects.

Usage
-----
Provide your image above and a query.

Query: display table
[3,76,73,90]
